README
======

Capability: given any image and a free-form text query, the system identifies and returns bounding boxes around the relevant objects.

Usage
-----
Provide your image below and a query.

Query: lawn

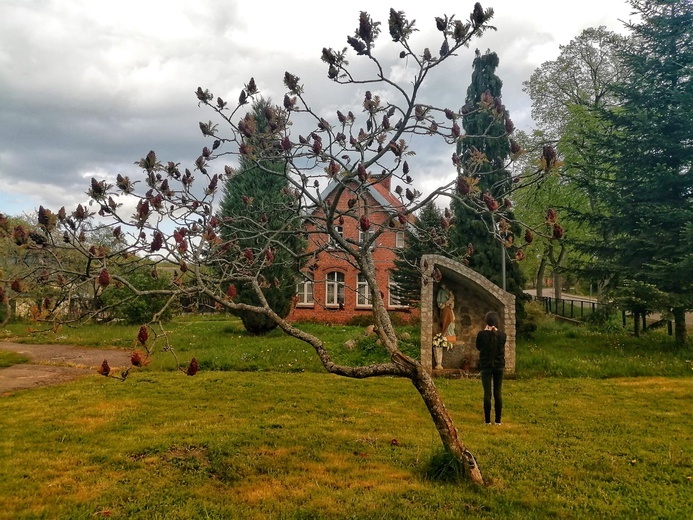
[0,316,691,519]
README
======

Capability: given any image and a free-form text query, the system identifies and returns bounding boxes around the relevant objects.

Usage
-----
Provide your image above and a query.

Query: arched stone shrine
[420,254,516,375]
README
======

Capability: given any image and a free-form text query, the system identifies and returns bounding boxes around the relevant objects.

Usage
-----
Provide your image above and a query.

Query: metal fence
[538,296,605,322]
[537,295,675,335]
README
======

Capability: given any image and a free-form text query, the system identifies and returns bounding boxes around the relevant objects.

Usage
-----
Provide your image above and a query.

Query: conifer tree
[572,0,693,345]
[218,99,304,334]
[391,201,447,307]
[449,50,526,328]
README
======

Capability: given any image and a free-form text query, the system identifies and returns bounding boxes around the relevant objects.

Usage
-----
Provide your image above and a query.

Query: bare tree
[21,4,552,484]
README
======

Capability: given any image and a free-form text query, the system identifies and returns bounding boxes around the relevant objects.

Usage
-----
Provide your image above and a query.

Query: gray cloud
[0,0,632,216]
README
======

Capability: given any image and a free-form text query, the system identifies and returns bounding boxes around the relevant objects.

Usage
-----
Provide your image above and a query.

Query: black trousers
[481,368,504,424]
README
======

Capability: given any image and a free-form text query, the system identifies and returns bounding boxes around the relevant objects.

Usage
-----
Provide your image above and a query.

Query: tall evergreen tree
[218,99,304,334]
[391,201,447,307]
[449,50,526,329]
[572,0,693,345]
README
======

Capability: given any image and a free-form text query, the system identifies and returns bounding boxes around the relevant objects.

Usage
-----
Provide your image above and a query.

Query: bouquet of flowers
[432,333,453,351]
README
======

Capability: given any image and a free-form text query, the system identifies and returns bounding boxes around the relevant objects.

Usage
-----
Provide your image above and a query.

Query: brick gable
[289,177,417,324]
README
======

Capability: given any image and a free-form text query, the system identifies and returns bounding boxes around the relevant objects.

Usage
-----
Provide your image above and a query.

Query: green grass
[0,316,691,518]
[0,316,422,374]
[0,350,28,368]
[0,372,690,519]
[518,320,693,378]
[3,314,690,378]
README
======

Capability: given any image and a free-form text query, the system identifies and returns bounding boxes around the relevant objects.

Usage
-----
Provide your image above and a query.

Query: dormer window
[396,231,405,249]
[327,225,344,250]
[359,229,375,251]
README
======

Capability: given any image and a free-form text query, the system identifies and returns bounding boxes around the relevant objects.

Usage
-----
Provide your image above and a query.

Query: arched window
[325,271,345,307]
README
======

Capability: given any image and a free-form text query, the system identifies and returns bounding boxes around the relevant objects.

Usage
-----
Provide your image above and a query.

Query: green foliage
[392,202,447,307]
[521,28,628,303]
[581,305,623,332]
[522,27,626,141]
[567,1,693,344]
[218,98,304,335]
[100,270,177,324]
[450,49,526,329]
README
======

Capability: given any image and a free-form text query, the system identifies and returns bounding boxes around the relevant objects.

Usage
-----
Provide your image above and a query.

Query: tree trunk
[634,311,640,337]
[548,242,565,300]
[410,365,484,484]
[553,271,563,301]
[672,307,687,347]
[280,259,486,485]
[535,255,547,298]
[0,299,9,328]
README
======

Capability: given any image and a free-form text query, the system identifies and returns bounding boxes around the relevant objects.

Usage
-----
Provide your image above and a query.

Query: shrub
[101,271,179,324]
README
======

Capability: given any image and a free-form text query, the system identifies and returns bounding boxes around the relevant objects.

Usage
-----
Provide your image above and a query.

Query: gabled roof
[310,176,407,216]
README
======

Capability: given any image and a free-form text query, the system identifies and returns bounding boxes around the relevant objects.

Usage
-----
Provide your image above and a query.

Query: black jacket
[475,329,507,370]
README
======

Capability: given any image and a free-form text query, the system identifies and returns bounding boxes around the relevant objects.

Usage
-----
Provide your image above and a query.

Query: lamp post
[501,239,506,291]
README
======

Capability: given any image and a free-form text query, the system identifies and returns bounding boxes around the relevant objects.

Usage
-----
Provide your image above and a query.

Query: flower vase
[433,346,444,370]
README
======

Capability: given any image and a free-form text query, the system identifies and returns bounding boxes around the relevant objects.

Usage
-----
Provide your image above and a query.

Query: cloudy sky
[0,0,635,218]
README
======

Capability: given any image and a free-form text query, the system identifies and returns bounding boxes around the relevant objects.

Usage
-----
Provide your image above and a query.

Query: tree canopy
[8,4,550,484]
[570,0,693,345]
[449,49,527,329]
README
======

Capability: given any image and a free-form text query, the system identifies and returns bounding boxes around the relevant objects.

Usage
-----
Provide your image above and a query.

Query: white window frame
[325,271,345,307]
[327,225,344,250]
[296,275,314,306]
[395,231,405,249]
[359,229,375,251]
[356,273,371,308]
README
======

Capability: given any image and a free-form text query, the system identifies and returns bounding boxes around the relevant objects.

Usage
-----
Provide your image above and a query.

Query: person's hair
[485,311,501,328]
[485,311,501,367]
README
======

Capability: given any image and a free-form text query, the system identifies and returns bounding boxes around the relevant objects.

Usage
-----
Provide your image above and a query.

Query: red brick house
[289,175,416,324]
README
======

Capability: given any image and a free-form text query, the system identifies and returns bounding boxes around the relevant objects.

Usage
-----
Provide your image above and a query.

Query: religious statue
[437,283,456,341]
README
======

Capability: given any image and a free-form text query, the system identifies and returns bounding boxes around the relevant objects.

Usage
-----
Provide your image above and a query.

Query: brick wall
[288,177,415,325]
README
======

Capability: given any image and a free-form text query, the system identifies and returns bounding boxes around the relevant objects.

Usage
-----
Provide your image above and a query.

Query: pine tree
[391,201,446,307]
[449,50,527,329]
[573,0,693,345]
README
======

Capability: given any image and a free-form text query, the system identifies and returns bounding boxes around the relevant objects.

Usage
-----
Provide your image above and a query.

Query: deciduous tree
[20,4,546,483]
[521,27,627,300]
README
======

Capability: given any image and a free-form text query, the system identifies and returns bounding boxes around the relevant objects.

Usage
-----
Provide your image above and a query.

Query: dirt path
[0,342,132,396]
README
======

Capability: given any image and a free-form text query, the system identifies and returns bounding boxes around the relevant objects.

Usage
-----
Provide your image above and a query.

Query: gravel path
[0,342,132,396]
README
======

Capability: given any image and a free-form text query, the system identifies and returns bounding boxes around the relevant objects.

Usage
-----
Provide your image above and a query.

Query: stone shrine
[420,254,516,376]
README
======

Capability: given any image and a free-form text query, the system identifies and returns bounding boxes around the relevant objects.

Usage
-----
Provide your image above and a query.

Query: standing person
[475,311,506,425]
